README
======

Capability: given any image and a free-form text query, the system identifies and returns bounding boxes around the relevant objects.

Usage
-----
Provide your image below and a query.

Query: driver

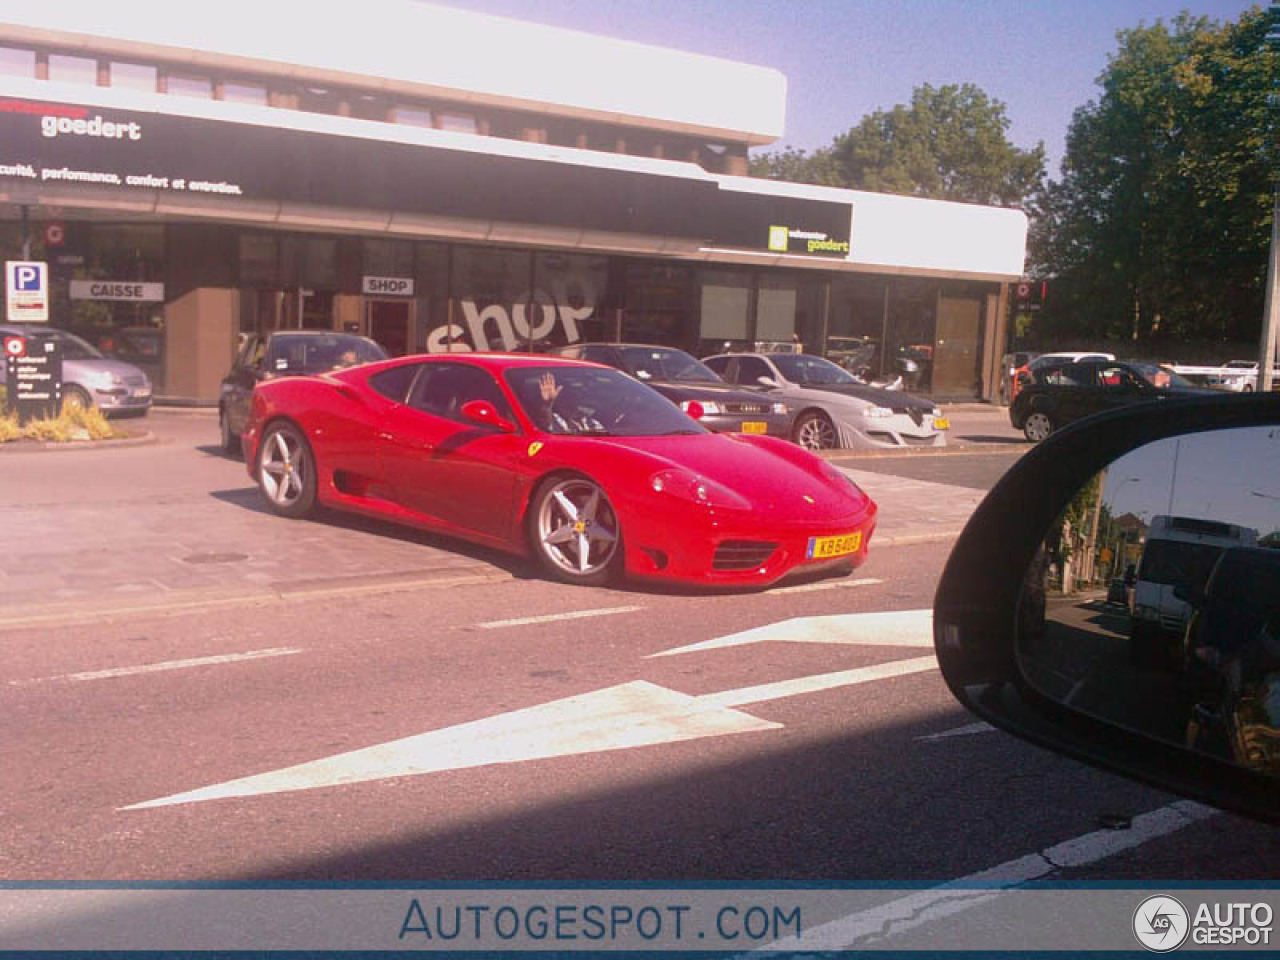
[532,372,605,434]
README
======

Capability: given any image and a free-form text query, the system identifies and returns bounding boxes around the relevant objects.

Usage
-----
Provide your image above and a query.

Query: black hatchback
[549,343,793,437]
[1010,358,1213,442]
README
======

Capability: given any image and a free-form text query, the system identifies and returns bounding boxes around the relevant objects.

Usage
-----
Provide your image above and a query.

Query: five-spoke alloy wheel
[793,411,838,451]
[528,474,622,585]
[257,421,316,518]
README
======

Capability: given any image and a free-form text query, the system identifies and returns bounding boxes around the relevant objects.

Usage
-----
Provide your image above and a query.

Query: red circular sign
[44,222,65,247]
[4,336,26,358]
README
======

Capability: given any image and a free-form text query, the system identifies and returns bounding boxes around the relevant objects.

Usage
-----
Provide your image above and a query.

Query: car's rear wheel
[219,405,240,456]
[257,421,316,518]
[62,385,93,413]
[793,411,838,451]
[527,474,623,586]
[1022,410,1055,443]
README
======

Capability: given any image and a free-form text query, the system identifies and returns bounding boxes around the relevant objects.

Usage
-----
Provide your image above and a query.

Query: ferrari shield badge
[527,441,544,457]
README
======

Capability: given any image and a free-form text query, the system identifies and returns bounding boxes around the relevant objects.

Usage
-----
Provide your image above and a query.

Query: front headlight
[88,371,124,390]
[771,402,788,415]
[649,469,749,509]
[930,407,942,418]
[863,406,894,419]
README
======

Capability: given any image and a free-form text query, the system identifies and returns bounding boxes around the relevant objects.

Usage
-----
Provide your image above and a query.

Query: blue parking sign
[5,260,48,323]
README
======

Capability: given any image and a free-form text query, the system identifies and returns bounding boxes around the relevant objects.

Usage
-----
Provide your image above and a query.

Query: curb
[821,441,1025,461]
[0,430,157,453]
[0,565,514,631]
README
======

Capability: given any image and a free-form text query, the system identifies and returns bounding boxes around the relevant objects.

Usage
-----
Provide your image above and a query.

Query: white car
[703,351,947,451]
[1209,360,1262,392]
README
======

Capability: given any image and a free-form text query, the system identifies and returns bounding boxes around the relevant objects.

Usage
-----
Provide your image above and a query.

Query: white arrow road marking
[649,609,933,658]
[768,577,883,596]
[123,657,938,810]
[914,721,997,742]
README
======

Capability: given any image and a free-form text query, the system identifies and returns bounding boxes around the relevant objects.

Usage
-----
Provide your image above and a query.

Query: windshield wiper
[660,428,702,436]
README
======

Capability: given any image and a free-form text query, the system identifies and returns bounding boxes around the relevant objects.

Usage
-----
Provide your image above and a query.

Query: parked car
[703,351,947,451]
[0,323,152,417]
[219,330,387,454]
[548,343,792,437]
[1207,360,1267,393]
[1009,350,1115,402]
[242,354,877,588]
[1009,358,1211,442]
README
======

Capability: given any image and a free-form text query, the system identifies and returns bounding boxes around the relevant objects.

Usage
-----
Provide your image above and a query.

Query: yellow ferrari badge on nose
[803,495,815,504]
[527,442,543,457]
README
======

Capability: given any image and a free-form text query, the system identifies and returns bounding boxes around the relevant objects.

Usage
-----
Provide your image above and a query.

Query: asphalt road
[1,407,1276,919]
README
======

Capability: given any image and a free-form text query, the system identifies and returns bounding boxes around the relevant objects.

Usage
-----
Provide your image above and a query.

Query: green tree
[1030,7,1278,345]
[751,82,1045,207]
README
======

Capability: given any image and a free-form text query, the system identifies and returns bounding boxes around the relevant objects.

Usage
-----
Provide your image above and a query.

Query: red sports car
[242,354,877,587]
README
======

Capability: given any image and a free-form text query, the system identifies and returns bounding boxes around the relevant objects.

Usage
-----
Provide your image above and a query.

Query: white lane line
[651,609,933,658]
[915,721,997,742]
[769,577,883,596]
[9,647,302,686]
[476,606,645,630]
[758,800,1219,953]
[699,656,938,709]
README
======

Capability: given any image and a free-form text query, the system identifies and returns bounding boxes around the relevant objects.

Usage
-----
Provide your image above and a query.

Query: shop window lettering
[427,290,593,353]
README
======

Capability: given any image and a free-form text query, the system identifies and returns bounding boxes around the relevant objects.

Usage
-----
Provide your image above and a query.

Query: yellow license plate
[741,421,768,434]
[933,418,949,430]
[806,531,862,560]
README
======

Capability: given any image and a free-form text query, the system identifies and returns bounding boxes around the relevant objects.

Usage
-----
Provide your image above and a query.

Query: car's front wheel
[793,411,838,451]
[62,385,93,413]
[1022,410,1055,443]
[527,474,623,586]
[256,421,316,518]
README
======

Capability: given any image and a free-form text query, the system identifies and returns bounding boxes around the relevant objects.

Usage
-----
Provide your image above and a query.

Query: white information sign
[361,275,414,297]
[69,280,166,302]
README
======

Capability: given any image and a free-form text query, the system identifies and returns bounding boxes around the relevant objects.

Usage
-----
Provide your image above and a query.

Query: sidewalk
[0,410,1004,628]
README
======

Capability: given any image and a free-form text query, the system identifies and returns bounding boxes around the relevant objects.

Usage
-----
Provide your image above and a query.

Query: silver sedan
[703,352,947,451]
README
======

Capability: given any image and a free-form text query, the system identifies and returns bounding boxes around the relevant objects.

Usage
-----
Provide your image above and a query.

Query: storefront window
[364,239,414,278]
[109,62,156,92]
[438,112,478,134]
[698,269,751,355]
[0,46,35,77]
[829,276,887,379]
[221,83,268,105]
[620,262,693,349]
[447,246,533,352]
[65,224,167,392]
[166,73,212,98]
[415,243,450,352]
[238,234,279,287]
[48,54,98,85]
[530,252,609,351]
[886,278,937,393]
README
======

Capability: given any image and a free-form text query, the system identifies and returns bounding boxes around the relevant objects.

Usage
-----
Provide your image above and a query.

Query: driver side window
[736,356,773,386]
[408,364,512,423]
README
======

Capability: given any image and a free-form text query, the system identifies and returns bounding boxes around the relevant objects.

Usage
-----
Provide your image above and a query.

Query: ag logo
[768,225,790,252]
[4,336,25,358]
[1133,895,1189,952]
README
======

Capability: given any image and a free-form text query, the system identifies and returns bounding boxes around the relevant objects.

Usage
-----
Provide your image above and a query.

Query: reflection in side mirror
[1017,426,1280,778]
[460,399,515,433]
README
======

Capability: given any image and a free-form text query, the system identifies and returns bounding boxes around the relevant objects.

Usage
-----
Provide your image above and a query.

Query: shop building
[0,1,1027,403]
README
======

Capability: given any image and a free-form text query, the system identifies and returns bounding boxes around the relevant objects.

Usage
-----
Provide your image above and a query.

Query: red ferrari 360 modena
[242,353,877,587]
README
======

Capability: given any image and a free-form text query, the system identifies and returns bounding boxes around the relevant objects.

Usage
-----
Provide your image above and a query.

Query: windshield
[505,365,710,437]
[770,353,859,386]
[1137,540,1225,591]
[16,328,103,360]
[617,346,721,383]
[265,334,387,374]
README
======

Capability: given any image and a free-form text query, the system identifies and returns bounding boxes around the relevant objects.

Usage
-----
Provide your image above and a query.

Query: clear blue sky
[433,0,1261,177]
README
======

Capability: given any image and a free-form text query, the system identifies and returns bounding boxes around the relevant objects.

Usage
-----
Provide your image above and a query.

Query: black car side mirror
[934,392,1280,823]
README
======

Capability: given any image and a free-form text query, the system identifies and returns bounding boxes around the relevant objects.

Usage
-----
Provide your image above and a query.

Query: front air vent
[713,540,778,570]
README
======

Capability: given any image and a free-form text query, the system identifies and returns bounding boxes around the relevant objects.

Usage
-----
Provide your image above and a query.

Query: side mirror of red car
[460,399,516,433]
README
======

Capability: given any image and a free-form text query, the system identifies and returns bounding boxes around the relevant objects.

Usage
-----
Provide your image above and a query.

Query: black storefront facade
[0,91,1022,403]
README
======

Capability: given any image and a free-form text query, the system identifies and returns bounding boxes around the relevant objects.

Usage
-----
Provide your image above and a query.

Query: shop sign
[3,335,62,424]
[5,260,48,323]
[767,224,850,257]
[362,276,414,297]
[69,280,165,302]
